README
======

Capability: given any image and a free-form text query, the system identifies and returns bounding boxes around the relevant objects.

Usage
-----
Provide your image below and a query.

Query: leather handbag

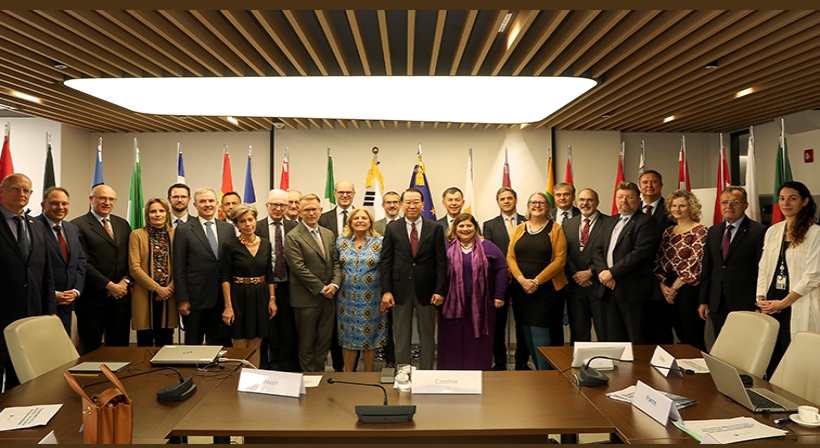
[63,364,133,444]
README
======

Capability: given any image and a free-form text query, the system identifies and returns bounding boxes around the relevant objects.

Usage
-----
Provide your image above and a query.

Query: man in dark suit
[285,189,302,223]
[0,173,56,390]
[284,194,341,372]
[256,189,299,371]
[698,186,767,336]
[437,187,464,230]
[37,187,87,335]
[591,181,659,344]
[174,187,236,346]
[381,188,448,370]
[551,182,582,227]
[71,184,131,355]
[373,190,402,368]
[562,188,609,342]
[483,187,529,370]
[167,183,194,228]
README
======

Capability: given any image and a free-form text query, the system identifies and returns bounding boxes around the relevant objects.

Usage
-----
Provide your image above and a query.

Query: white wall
[1,117,62,216]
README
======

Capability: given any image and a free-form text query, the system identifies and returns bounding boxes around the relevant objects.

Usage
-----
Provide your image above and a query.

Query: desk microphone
[576,356,695,387]
[327,378,416,423]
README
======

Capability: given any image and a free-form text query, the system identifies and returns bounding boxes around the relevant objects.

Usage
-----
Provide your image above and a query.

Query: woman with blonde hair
[128,198,177,347]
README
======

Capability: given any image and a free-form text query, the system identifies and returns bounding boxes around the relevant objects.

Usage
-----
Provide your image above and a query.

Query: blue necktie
[205,221,218,258]
[14,215,30,259]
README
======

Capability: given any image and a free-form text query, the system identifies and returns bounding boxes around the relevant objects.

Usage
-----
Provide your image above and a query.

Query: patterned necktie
[54,224,69,260]
[722,224,734,260]
[581,217,591,246]
[273,221,286,279]
[644,204,653,215]
[205,221,218,258]
[506,216,514,236]
[102,217,114,240]
[312,228,326,257]
[342,209,349,228]
[14,216,30,259]
[410,222,419,256]
[562,211,569,224]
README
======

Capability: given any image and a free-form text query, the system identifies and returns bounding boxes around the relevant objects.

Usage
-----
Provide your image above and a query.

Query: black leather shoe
[514,363,532,371]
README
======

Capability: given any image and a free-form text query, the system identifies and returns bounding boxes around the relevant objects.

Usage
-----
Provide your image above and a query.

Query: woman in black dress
[220,204,277,369]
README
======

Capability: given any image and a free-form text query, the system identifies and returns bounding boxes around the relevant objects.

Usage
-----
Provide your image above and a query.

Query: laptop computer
[150,345,222,366]
[702,351,799,413]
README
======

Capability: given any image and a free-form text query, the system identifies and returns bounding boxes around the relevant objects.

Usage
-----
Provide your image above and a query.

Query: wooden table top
[0,346,252,444]
[170,370,615,443]
[539,344,820,444]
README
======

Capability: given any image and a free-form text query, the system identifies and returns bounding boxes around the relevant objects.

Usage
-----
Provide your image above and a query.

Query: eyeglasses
[267,202,287,209]
[170,195,189,201]
[301,207,320,214]
[720,200,743,206]
[528,201,547,206]
[93,196,117,203]
[616,195,636,200]
[335,191,355,197]
[2,185,33,195]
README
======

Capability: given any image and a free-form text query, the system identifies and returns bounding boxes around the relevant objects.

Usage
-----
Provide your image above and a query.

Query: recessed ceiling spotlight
[226,116,238,125]
[602,112,612,118]
[498,13,513,33]
[53,62,68,69]
[10,91,41,104]
[705,60,719,69]
[735,88,754,98]
[664,115,675,123]
[177,115,187,119]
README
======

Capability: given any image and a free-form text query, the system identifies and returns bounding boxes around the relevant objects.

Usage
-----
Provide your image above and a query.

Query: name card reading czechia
[411,370,482,394]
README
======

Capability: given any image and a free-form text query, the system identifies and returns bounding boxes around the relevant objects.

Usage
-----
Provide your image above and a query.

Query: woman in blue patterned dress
[336,207,387,372]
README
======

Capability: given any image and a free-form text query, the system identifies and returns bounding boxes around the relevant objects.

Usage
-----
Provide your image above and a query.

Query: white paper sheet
[0,405,62,431]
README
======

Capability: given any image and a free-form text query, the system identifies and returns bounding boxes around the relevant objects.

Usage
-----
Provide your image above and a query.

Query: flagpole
[781,118,786,171]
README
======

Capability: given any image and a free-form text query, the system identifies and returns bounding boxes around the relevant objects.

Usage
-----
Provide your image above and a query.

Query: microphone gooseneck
[576,356,695,388]
[327,378,389,405]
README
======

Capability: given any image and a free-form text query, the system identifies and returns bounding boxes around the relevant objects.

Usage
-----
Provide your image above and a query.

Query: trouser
[393,284,437,370]
[522,325,552,370]
[182,304,221,346]
[566,284,606,343]
[294,299,335,372]
[76,296,132,355]
[492,301,510,367]
[602,294,650,344]
[267,282,300,372]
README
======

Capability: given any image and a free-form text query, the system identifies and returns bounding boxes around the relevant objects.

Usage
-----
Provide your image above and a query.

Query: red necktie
[54,225,69,261]
[644,204,653,215]
[410,222,419,257]
[722,224,734,260]
[581,218,590,246]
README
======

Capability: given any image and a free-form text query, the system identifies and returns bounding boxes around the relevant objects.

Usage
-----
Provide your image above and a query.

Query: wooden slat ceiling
[1,10,819,133]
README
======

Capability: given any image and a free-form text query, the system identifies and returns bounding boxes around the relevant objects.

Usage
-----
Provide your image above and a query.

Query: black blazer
[591,211,659,303]
[256,216,297,240]
[563,212,610,290]
[381,218,448,306]
[482,213,526,256]
[551,206,582,223]
[319,207,352,238]
[698,216,767,312]
[72,212,131,308]
[35,215,87,304]
[0,211,56,331]
[173,218,235,310]
[651,197,676,235]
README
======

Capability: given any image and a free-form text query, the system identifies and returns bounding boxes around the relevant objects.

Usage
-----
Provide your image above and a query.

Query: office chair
[709,311,779,378]
[770,331,820,406]
[4,315,80,383]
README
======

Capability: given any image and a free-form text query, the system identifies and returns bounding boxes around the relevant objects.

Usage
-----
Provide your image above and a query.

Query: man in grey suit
[482,187,529,370]
[37,187,87,335]
[256,189,299,371]
[284,194,341,372]
[381,188,447,370]
[437,186,464,230]
[551,183,581,227]
[174,187,236,346]
[562,188,609,342]
[374,190,401,235]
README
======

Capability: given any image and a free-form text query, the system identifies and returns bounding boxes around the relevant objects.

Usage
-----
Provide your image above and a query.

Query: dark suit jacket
[173,217,235,310]
[283,223,341,308]
[256,216,297,241]
[591,211,659,302]
[651,197,676,234]
[482,213,526,256]
[381,218,448,305]
[551,206,582,223]
[698,216,766,312]
[437,216,453,231]
[0,211,56,331]
[72,212,131,309]
[318,207,352,238]
[563,212,610,291]
[35,215,86,312]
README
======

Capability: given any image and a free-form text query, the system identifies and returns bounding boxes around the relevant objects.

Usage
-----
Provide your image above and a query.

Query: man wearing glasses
[591,181,658,344]
[256,189,299,371]
[72,184,132,354]
[167,183,194,228]
[0,173,56,390]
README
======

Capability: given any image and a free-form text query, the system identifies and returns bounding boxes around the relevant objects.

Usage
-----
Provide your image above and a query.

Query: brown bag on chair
[63,364,133,444]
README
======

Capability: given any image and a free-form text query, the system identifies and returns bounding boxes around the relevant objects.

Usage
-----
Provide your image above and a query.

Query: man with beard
[167,183,194,228]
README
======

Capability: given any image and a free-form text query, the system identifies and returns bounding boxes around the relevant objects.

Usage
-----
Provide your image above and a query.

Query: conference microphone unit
[156,367,197,401]
[576,356,695,387]
[326,378,416,423]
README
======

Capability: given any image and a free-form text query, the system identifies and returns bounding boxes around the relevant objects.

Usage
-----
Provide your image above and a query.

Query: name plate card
[651,346,683,378]
[411,370,482,394]
[632,380,681,426]
[237,369,306,398]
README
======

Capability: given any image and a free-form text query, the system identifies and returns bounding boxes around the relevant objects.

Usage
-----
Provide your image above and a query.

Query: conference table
[0,346,252,444]
[169,370,615,444]
[539,344,820,444]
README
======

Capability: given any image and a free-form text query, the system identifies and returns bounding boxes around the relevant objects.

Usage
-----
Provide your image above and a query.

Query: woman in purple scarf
[438,213,509,370]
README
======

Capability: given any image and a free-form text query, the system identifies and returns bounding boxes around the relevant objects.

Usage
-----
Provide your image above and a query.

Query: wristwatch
[123,277,133,286]
[671,285,679,292]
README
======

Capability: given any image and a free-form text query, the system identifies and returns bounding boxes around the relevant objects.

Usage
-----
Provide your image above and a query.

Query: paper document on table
[0,405,62,431]
[673,417,786,443]
[302,375,322,388]
[607,385,697,409]
[678,358,709,373]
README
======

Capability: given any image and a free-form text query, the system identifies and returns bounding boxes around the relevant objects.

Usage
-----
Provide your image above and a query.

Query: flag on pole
[92,138,104,187]
[713,135,731,224]
[127,139,144,230]
[545,147,555,208]
[243,147,256,204]
[464,148,475,215]
[409,145,436,220]
[279,147,290,190]
[678,136,691,191]
[323,148,335,210]
[176,143,185,183]
[43,132,55,191]
[0,123,13,184]
[638,140,646,176]
[219,145,233,220]
[502,148,511,188]
[771,119,793,224]
[745,126,761,222]
[363,148,385,221]
[611,143,625,215]
[565,145,574,185]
